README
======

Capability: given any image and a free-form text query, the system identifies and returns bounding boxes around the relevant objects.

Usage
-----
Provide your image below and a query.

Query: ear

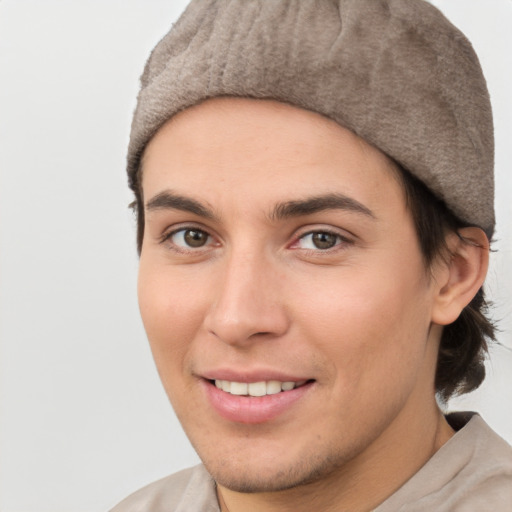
[431,227,490,326]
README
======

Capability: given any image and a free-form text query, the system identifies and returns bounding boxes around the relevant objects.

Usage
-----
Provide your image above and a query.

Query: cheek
[294,262,433,397]
[137,261,208,379]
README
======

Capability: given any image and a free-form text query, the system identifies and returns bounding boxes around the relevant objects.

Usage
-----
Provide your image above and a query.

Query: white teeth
[266,380,282,395]
[248,381,266,396]
[214,379,307,396]
[230,382,248,395]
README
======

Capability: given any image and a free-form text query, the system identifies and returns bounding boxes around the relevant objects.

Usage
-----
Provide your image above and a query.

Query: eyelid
[289,226,355,251]
[157,222,354,253]
[159,223,219,250]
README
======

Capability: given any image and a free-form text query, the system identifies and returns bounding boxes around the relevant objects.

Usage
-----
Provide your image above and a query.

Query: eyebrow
[270,193,375,221]
[145,190,375,222]
[145,191,216,220]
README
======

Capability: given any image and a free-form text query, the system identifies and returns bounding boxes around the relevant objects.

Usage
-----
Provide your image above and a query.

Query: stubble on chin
[201,442,360,494]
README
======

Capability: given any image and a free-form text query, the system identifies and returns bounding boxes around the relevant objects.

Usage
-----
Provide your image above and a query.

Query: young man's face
[138,98,444,493]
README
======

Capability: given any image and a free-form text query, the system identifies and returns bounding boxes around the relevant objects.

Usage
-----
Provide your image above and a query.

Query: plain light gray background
[0,1,510,511]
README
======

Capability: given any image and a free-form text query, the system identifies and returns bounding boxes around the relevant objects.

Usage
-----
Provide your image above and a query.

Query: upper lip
[200,368,312,383]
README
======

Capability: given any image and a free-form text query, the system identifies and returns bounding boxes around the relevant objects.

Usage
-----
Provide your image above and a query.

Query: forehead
[141,97,405,216]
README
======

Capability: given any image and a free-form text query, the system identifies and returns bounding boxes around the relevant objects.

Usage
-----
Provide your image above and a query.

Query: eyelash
[291,229,353,252]
[160,225,353,254]
[160,226,215,253]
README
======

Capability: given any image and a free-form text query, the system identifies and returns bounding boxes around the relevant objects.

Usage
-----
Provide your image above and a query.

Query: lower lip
[202,380,314,424]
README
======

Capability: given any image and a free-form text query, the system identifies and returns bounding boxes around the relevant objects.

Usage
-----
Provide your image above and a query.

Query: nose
[203,250,290,346]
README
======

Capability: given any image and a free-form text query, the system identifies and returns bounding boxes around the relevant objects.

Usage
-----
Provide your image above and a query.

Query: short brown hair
[397,167,496,400]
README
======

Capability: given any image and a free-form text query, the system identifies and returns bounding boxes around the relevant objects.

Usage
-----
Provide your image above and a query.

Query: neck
[217,403,454,512]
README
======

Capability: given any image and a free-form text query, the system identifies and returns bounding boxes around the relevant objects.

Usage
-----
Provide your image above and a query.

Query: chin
[201,445,351,494]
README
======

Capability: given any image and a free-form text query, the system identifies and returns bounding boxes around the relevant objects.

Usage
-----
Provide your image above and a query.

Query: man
[112,0,512,510]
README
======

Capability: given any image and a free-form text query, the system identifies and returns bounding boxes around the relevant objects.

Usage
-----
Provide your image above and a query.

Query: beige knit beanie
[128,0,494,237]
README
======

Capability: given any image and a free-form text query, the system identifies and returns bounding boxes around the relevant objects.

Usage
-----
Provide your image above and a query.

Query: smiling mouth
[211,379,310,397]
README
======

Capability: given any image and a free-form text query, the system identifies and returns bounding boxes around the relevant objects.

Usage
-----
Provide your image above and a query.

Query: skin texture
[138,98,488,512]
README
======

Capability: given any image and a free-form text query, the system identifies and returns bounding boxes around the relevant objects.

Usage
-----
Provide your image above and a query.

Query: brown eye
[184,229,208,247]
[311,232,338,249]
[170,228,211,248]
[297,231,341,250]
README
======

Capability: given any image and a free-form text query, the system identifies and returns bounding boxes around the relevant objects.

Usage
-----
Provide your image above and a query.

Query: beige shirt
[110,414,512,511]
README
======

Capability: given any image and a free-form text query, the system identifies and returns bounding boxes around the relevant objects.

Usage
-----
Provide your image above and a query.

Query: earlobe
[431,228,490,326]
